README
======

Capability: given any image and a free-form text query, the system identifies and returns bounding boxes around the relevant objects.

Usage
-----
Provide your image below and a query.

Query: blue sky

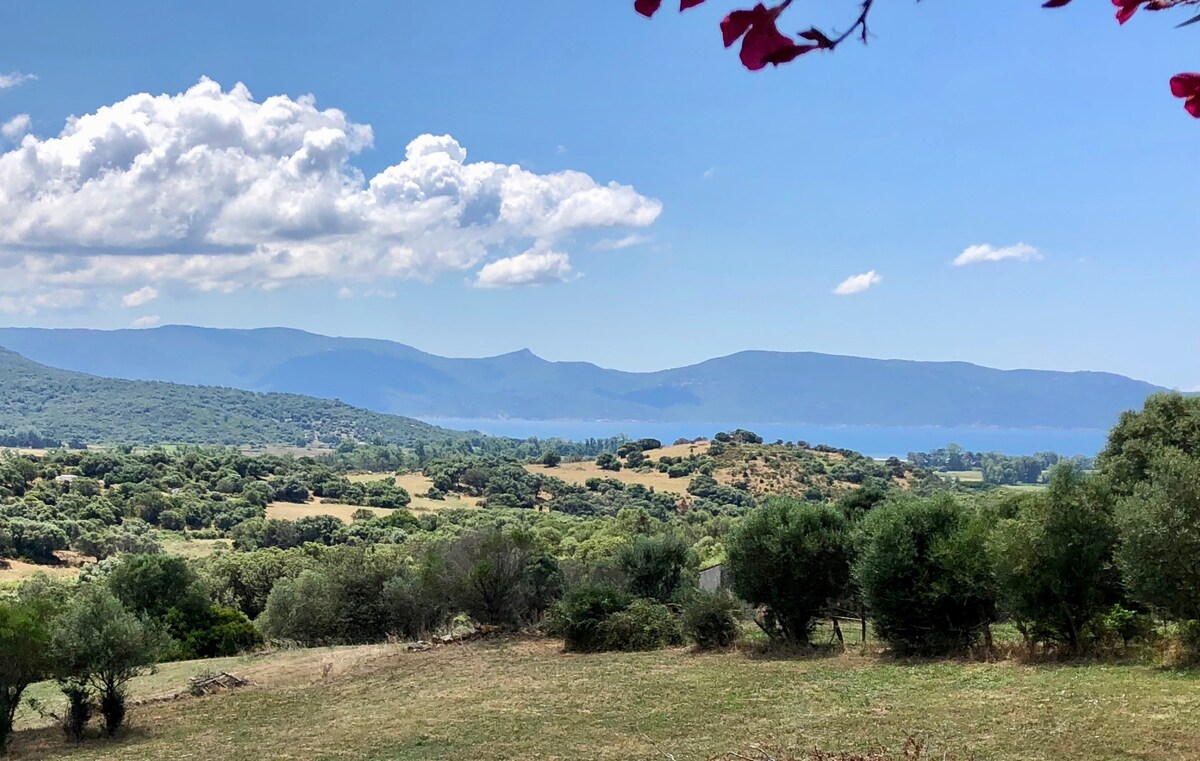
[0,0,1196,387]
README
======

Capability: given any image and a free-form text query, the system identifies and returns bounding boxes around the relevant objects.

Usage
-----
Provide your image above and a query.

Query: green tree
[726,498,850,644]
[1116,452,1200,624]
[0,601,51,750]
[540,450,562,468]
[1100,393,1200,494]
[448,528,539,627]
[50,586,166,736]
[615,533,693,603]
[855,495,995,656]
[595,452,622,472]
[991,467,1120,651]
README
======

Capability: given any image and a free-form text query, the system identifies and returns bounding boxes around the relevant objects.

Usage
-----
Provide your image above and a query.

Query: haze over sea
[421,419,1108,458]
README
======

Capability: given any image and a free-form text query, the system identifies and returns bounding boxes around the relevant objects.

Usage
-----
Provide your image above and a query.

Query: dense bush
[991,468,1121,651]
[855,495,995,656]
[726,498,850,643]
[600,599,683,651]
[615,533,693,603]
[0,601,51,750]
[682,591,742,650]
[49,585,167,737]
[1116,452,1200,624]
[549,585,634,652]
[447,527,562,627]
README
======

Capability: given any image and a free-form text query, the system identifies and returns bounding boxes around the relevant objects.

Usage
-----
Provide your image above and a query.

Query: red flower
[1170,73,1200,118]
[720,2,816,71]
[635,0,706,18]
[1113,0,1148,24]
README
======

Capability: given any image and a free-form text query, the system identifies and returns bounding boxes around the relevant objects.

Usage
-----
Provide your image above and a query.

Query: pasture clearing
[12,636,1199,761]
[346,472,482,512]
[526,461,694,495]
[265,501,391,522]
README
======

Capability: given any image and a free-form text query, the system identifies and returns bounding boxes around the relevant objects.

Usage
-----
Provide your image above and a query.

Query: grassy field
[526,461,694,495]
[345,472,482,512]
[265,501,391,522]
[12,636,1199,761]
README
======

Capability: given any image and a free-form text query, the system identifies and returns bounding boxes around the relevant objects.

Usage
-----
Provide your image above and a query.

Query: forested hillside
[0,347,473,448]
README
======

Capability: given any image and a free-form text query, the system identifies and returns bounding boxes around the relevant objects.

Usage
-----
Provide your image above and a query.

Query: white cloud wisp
[833,270,882,296]
[953,243,1042,266]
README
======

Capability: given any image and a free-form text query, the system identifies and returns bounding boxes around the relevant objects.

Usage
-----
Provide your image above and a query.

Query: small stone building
[699,563,731,593]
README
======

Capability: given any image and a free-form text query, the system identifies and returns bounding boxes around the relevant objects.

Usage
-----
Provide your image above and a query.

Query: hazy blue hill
[0,346,477,447]
[0,326,1164,430]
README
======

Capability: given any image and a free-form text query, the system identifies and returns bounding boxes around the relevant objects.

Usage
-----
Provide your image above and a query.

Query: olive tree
[0,601,51,750]
[855,495,995,656]
[1116,452,1200,625]
[50,586,166,737]
[991,467,1120,651]
[726,498,850,644]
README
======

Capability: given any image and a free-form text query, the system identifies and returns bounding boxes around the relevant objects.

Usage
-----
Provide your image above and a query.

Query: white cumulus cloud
[833,270,882,296]
[0,78,661,310]
[0,72,35,90]
[953,243,1042,266]
[121,285,159,308]
[593,234,651,251]
[474,249,574,289]
[130,315,161,328]
[0,115,30,141]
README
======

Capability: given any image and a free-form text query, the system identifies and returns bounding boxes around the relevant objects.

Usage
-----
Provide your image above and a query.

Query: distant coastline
[420,418,1108,458]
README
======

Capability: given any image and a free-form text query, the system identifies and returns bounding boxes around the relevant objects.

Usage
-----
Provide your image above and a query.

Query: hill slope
[0,326,1164,429]
[0,347,475,447]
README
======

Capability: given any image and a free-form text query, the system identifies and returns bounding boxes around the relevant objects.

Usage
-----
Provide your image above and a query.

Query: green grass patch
[10,637,1199,761]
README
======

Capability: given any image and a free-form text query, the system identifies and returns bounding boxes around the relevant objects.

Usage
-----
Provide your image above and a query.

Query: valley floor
[13,637,1200,760]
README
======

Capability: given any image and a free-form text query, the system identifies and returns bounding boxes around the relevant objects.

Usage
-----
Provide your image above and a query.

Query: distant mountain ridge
[0,326,1165,430]
[0,345,477,448]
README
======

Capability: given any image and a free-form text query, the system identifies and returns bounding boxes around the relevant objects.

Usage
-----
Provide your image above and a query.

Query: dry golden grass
[265,501,387,522]
[526,461,693,495]
[160,538,229,560]
[0,559,81,585]
[11,637,1200,761]
[647,441,712,461]
[343,473,481,513]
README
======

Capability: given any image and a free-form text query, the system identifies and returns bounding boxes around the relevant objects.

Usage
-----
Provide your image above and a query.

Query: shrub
[0,601,51,750]
[178,607,263,659]
[726,498,850,643]
[50,586,167,737]
[991,467,1120,651]
[615,533,693,603]
[855,495,995,656]
[600,599,682,651]
[447,527,543,627]
[1116,452,1200,624]
[59,681,93,741]
[595,453,622,472]
[550,585,633,652]
[682,591,742,650]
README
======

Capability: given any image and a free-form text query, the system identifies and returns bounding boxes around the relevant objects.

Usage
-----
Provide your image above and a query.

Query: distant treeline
[907,445,1096,485]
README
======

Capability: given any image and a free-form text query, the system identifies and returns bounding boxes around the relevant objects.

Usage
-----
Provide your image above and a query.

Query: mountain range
[0,326,1165,430]
[0,345,474,448]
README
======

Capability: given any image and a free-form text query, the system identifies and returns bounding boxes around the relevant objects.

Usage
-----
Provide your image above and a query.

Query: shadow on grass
[11,724,152,760]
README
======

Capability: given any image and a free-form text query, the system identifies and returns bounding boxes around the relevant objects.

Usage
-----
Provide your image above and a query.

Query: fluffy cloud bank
[0,78,661,311]
[953,243,1041,266]
[833,270,882,296]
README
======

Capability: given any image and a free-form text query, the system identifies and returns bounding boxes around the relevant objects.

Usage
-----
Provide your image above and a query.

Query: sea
[419,418,1108,458]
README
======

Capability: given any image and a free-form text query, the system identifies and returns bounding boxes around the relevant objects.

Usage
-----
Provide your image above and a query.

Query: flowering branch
[634,0,1200,118]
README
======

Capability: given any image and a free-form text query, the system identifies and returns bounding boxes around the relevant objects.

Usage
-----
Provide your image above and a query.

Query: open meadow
[10,636,1200,761]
